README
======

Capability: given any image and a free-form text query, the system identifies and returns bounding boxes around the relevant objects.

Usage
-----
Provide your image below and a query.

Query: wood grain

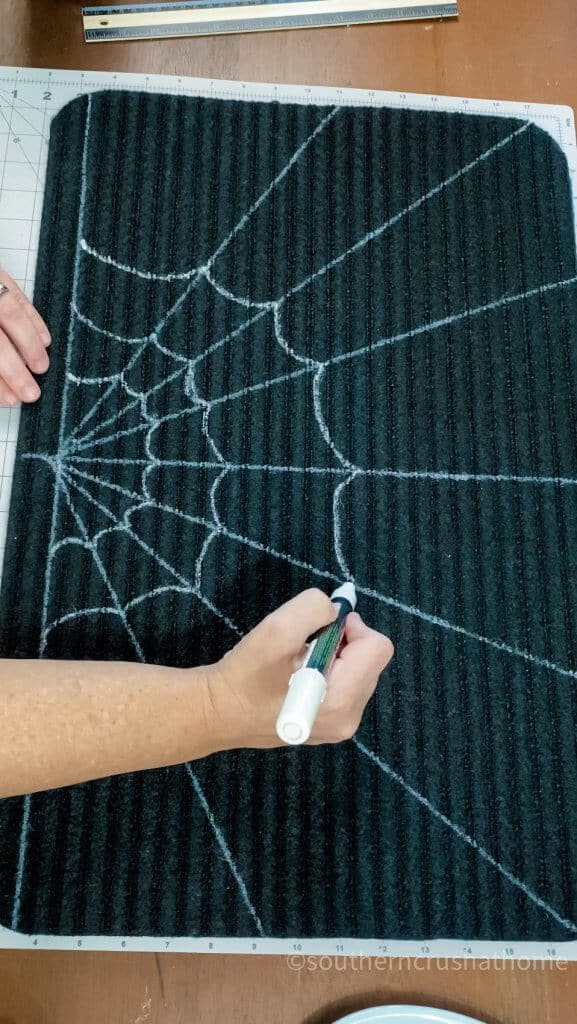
[0,949,575,1022]
[0,0,575,108]
[1,0,577,1021]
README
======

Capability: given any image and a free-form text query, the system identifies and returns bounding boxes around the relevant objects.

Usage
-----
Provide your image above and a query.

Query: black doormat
[1,90,577,940]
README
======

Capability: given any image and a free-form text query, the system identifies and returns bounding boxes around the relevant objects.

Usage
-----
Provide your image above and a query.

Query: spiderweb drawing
[8,91,577,939]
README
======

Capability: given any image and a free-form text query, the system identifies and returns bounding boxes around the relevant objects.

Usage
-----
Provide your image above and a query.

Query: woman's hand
[205,588,394,751]
[0,269,51,405]
[0,589,394,796]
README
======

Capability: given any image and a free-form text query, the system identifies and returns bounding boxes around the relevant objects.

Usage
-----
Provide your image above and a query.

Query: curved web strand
[20,98,577,938]
[44,192,577,681]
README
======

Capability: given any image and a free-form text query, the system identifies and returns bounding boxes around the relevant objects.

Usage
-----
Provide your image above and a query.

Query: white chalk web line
[354,741,577,935]
[12,97,338,936]
[12,97,577,936]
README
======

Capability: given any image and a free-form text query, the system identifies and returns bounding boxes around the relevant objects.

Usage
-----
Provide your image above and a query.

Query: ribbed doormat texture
[1,91,577,940]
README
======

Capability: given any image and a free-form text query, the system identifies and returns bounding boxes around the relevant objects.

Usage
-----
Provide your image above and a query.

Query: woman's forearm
[0,266,396,798]
[0,591,394,799]
[0,659,213,797]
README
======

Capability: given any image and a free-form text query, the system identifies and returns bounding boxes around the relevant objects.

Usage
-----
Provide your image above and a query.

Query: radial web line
[185,765,266,937]
[70,421,153,454]
[62,456,577,487]
[67,272,577,461]
[9,94,92,937]
[28,90,577,941]
[59,468,241,637]
[66,340,150,443]
[282,123,530,302]
[72,121,530,376]
[10,794,31,931]
[65,463,145,503]
[40,94,92,655]
[60,449,577,684]
[186,308,268,382]
[325,275,577,370]
[71,276,201,357]
[68,364,186,452]
[68,390,146,453]
[205,274,577,411]
[43,586,216,644]
[355,581,577,681]
[66,460,577,680]
[80,106,338,283]
[206,514,577,680]
[184,274,577,408]
[11,93,91,933]
[58,477,145,660]
[354,739,577,935]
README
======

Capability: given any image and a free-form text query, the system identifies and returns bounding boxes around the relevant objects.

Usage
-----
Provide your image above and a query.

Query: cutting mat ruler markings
[82,0,459,40]
[0,65,576,957]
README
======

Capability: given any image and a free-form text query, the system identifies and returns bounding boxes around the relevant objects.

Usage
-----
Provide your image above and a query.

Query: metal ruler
[82,0,458,41]
[0,65,576,958]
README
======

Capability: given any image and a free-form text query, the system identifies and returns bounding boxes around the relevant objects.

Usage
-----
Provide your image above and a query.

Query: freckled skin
[0,589,392,798]
[0,282,392,798]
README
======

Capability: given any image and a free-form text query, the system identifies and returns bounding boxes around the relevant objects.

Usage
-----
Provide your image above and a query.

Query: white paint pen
[276,582,357,745]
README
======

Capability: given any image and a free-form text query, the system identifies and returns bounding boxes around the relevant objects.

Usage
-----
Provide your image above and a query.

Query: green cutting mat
[1,90,577,940]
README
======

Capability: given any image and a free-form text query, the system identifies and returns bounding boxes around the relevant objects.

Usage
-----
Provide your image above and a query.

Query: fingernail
[41,331,51,345]
[23,384,40,401]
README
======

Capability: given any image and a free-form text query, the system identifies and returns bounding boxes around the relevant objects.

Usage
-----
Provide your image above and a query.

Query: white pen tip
[330,581,357,609]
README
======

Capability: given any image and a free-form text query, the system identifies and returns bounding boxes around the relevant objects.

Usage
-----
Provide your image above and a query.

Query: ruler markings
[85,15,454,40]
[82,0,458,40]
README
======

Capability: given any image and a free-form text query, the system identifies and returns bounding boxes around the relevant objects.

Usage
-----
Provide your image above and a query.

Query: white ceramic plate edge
[334,1007,488,1024]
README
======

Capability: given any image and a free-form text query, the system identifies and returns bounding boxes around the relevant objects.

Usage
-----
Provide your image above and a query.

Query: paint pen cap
[331,581,357,610]
[275,667,326,745]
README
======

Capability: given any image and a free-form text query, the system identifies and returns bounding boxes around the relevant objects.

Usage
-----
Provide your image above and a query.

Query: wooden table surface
[1,1,577,1021]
